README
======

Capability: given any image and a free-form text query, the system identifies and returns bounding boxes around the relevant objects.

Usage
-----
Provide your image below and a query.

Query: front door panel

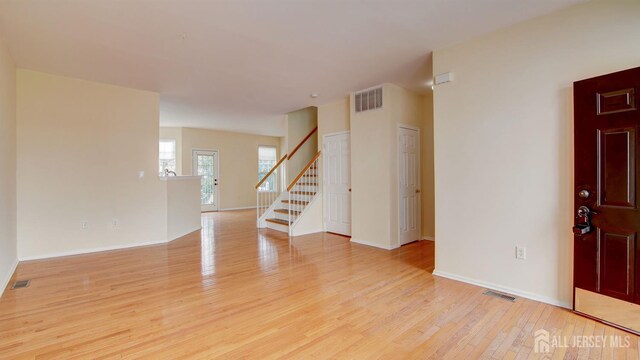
[574,67,640,330]
[598,127,635,207]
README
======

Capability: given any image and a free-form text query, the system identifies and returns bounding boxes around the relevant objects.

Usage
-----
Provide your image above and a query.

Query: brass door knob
[416,189,421,193]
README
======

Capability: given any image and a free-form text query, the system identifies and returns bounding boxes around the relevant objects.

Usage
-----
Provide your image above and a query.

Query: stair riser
[288,195,315,202]
[281,203,307,211]
[274,212,291,221]
[293,186,318,192]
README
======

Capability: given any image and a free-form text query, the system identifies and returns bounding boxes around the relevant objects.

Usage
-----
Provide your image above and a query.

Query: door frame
[397,124,421,246]
[192,148,220,212]
[322,131,351,235]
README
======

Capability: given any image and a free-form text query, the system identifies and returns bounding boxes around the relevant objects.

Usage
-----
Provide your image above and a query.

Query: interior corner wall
[421,92,435,240]
[178,127,281,210]
[0,33,17,295]
[17,70,167,260]
[287,107,318,183]
[432,0,640,307]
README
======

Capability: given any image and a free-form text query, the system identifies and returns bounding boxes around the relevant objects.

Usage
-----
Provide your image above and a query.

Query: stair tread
[266,218,290,226]
[290,191,316,195]
[274,209,301,215]
[282,199,309,205]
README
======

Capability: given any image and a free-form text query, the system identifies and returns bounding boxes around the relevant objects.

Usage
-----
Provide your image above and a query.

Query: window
[159,139,176,175]
[258,145,277,191]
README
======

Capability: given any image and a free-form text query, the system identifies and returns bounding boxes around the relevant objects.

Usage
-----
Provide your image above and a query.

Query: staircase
[264,155,319,233]
[256,127,320,236]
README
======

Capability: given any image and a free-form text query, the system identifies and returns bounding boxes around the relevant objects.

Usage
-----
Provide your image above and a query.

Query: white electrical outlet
[112,219,119,228]
[516,246,526,260]
[81,221,88,230]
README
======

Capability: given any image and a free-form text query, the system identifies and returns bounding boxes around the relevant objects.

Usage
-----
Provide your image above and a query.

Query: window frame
[159,139,177,175]
[257,145,278,192]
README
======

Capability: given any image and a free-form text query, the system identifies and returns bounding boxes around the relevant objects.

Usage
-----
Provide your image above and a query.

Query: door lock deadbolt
[578,189,590,199]
[573,206,595,235]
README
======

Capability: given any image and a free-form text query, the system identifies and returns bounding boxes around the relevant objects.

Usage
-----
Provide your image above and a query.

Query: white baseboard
[0,258,19,298]
[18,239,169,262]
[291,228,324,237]
[422,236,435,241]
[220,206,256,211]
[350,238,398,250]
[432,269,571,309]
[167,227,202,242]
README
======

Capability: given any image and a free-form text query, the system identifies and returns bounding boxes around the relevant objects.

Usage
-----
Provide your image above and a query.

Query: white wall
[0,32,17,294]
[433,0,640,307]
[17,70,168,260]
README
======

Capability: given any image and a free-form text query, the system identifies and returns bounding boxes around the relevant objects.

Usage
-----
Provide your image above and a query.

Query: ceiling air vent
[354,86,383,113]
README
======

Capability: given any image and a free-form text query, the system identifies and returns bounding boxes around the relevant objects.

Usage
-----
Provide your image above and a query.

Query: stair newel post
[288,188,292,238]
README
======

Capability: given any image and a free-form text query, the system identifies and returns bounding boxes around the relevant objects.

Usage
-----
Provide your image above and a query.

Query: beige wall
[0,33,16,293]
[318,98,350,146]
[165,177,201,240]
[350,85,394,248]
[17,70,167,259]
[421,93,435,240]
[287,107,318,183]
[316,93,433,241]
[432,0,640,307]
[177,127,281,210]
[349,84,433,249]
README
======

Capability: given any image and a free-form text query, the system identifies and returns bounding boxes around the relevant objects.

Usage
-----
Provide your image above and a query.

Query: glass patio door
[192,150,219,212]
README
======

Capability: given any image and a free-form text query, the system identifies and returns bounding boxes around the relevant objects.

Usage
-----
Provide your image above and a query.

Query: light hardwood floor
[0,210,638,359]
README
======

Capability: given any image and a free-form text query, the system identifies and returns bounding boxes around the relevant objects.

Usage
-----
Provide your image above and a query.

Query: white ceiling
[0,0,585,136]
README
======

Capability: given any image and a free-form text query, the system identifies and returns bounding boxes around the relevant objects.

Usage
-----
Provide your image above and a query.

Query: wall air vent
[354,86,383,113]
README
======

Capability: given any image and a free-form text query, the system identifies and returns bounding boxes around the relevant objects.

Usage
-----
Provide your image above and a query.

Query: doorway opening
[323,131,351,236]
[398,125,421,246]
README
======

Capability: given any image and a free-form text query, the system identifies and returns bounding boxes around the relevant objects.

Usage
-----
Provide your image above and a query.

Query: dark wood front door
[574,67,640,309]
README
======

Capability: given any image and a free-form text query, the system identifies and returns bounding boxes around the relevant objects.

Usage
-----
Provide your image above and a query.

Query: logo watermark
[534,328,631,356]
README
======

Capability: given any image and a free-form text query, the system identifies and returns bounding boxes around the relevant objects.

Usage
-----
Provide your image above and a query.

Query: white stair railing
[256,154,287,225]
[287,151,321,233]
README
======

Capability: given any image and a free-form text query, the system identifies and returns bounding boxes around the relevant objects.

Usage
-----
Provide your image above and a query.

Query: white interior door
[192,150,219,212]
[323,132,351,236]
[398,126,420,245]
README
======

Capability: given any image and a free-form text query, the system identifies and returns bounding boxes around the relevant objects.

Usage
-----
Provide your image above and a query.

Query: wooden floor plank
[0,210,638,358]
